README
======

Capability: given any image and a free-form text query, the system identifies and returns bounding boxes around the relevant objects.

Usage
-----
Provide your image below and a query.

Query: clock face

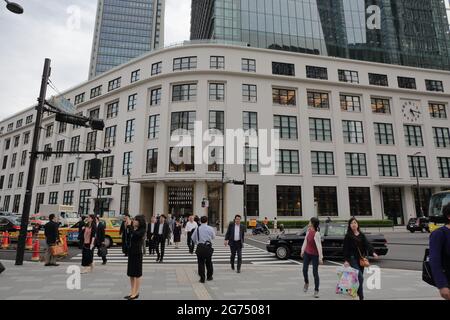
[401,100,421,123]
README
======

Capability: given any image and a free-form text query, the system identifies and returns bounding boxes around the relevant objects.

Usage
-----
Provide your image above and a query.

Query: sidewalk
[0,260,439,300]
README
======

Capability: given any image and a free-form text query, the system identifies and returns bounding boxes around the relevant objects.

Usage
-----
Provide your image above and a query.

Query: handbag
[50,242,66,257]
[195,227,214,257]
[97,245,108,257]
[357,247,370,268]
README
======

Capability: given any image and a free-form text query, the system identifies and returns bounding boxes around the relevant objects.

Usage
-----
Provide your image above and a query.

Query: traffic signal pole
[16,58,51,265]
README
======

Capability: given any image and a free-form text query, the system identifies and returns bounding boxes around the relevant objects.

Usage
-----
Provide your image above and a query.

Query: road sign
[49,96,76,114]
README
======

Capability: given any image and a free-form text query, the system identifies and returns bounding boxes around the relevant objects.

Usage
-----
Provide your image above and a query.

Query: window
[128,94,137,111]
[67,162,75,182]
[404,125,423,147]
[106,101,119,119]
[125,119,135,142]
[13,136,19,148]
[120,186,129,215]
[2,156,7,169]
[245,147,259,172]
[277,186,302,216]
[276,150,299,174]
[26,115,33,124]
[309,118,332,142]
[148,115,160,139]
[169,147,195,172]
[104,125,117,148]
[338,69,359,83]
[369,73,388,86]
[90,85,102,98]
[83,160,91,180]
[52,165,62,184]
[11,153,16,168]
[374,123,395,145]
[429,103,447,119]
[86,131,97,151]
[45,124,53,137]
[306,66,328,80]
[63,191,74,205]
[151,61,162,75]
[121,151,133,176]
[408,156,428,178]
[209,111,224,134]
[311,151,334,175]
[56,140,65,158]
[210,56,225,69]
[209,83,225,101]
[7,123,13,132]
[274,115,297,140]
[39,168,48,185]
[171,111,195,134]
[345,153,367,176]
[307,91,329,109]
[242,84,257,102]
[272,62,295,76]
[241,58,256,72]
[58,122,67,134]
[17,172,24,188]
[272,88,296,105]
[340,94,361,112]
[433,127,450,148]
[12,195,20,213]
[4,139,10,150]
[16,119,23,129]
[89,108,100,119]
[146,149,158,173]
[173,56,197,71]
[20,150,27,166]
[101,156,114,178]
[0,176,3,190]
[314,187,338,216]
[74,93,85,105]
[349,187,372,216]
[3,195,10,211]
[70,136,80,152]
[246,185,259,216]
[342,120,364,143]
[34,193,44,213]
[425,80,444,92]
[371,97,391,114]
[131,69,140,83]
[108,77,121,91]
[377,154,398,177]
[172,84,197,101]
[79,189,91,215]
[398,76,417,89]
[73,112,83,129]
[23,132,30,145]
[150,87,162,106]
[208,147,224,172]
[43,144,52,161]
[7,174,13,188]
[438,157,450,178]
[243,111,258,133]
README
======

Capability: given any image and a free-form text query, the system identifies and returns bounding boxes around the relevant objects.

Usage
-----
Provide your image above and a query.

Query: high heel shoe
[128,294,140,300]
[123,295,131,299]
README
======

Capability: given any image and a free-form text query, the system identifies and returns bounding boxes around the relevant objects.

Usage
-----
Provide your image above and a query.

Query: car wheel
[409,230,415,233]
[104,236,112,248]
[275,245,290,260]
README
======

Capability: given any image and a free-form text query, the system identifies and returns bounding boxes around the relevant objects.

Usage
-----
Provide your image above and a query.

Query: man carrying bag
[44,214,60,267]
[192,216,215,283]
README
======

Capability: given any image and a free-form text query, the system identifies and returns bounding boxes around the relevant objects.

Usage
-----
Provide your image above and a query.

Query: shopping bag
[50,243,66,257]
[336,266,360,298]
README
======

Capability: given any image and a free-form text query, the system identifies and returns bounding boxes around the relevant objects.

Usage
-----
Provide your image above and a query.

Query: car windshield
[326,225,347,236]
[108,219,121,228]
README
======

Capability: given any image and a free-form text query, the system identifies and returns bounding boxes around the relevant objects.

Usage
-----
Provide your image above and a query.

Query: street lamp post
[243,144,248,226]
[4,0,23,14]
[413,152,424,217]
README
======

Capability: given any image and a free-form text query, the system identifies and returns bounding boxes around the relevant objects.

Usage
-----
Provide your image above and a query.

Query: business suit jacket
[225,222,246,246]
[154,222,170,240]
[44,220,59,245]
[147,222,157,240]
[95,221,106,246]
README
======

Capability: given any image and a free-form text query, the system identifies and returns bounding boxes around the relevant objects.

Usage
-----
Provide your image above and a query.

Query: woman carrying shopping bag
[343,217,378,300]
[301,217,323,298]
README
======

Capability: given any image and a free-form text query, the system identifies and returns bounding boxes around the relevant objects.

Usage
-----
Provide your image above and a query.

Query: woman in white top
[301,217,323,298]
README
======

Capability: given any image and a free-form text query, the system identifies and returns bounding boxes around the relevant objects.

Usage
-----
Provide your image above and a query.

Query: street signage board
[49,96,76,114]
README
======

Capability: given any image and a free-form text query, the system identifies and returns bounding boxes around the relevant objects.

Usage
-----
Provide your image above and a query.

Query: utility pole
[413,154,423,217]
[221,166,225,234]
[16,58,51,265]
[243,151,247,226]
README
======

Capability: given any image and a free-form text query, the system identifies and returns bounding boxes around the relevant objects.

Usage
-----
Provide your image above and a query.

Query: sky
[0,0,191,121]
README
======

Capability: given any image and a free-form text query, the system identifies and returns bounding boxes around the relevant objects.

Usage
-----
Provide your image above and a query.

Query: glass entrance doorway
[168,186,193,219]
[382,187,404,225]
[207,185,221,228]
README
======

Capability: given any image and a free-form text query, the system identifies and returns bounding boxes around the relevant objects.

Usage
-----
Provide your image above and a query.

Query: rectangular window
[150,87,162,106]
[272,88,296,105]
[246,185,259,216]
[345,153,367,176]
[3,195,10,212]
[104,125,117,148]
[46,124,53,138]
[26,115,33,124]
[23,132,30,145]
[73,112,83,129]
[398,76,417,89]
[120,186,129,215]
[7,123,13,132]
[35,193,44,213]
[63,191,74,205]
[131,69,140,83]
[106,101,119,119]
[377,154,398,177]
[173,56,197,71]
[408,156,428,178]
[101,156,114,178]
[90,85,102,98]
[2,156,7,169]
[171,111,196,134]
[374,123,395,145]
[306,66,328,80]
[241,58,256,72]
[209,111,224,134]
[314,186,338,216]
[86,131,97,151]
[56,140,65,158]
[172,84,197,102]
[83,160,91,180]
[11,153,16,168]
[128,94,137,111]
[371,97,391,114]
[272,62,295,76]
[208,146,224,172]
[369,73,388,86]
[67,162,75,182]
[276,150,299,174]
[242,84,257,102]
[425,80,444,92]
[307,91,329,109]
[311,151,334,175]
[151,61,162,75]
[338,69,359,83]
[20,150,27,166]
[209,83,225,101]
[0,176,4,190]
[243,111,258,133]
[39,168,48,185]
[58,122,67,134]
[79,189,91,215]
[169,147,195,172]
[12,195,20,213]
[349,187,372,216]
[89,108,100,119]
[122,152,132,175]
[4,139,10,150]
[210,56,225,69]
[17,172,24,188]
[342,120,364,143]
[13,136,19,148]
[277,186,302,217]
[70,136,80,152]
[404,125,423,147]
[438,157,450,178]
[43,144,51,161]
[7,174,13,189]
[52,165,62,184]
[125,119,135,142]
[429,103,447,119]
[108,77,121,91]
[274,115,297,140]
[340,94,361,112]
[245,147,259,172]
[16,119,23,129]
[146,149,158,173]
[433,127,450,148]
[148,115,160,139]
[309,118,332,142]
[74,93,85,105]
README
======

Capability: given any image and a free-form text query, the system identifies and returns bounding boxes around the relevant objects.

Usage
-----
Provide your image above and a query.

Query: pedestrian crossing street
[70,236,296,265]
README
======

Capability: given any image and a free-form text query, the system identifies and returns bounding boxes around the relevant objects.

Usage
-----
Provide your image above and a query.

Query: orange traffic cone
[26,232,33,250]
[1,232,10,249]
[31,238,40,262]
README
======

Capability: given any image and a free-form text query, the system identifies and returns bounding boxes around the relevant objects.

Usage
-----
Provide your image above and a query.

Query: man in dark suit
[147,216,157,255]
[95,216,107,265]
[224,214,246,273]
[154,215,170,262]
[44,214,60,267]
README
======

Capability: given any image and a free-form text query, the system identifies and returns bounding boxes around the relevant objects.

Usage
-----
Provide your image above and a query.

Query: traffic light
[55,113,88,127]
[89,119,105,131]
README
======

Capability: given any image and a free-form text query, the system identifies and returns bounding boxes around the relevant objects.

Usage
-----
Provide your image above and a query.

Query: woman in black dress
[81,214,97,274]
[173,219,182,248]
[125,215,146,300]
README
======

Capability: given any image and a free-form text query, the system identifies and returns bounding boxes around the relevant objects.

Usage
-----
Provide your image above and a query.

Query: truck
[38,204,80,227]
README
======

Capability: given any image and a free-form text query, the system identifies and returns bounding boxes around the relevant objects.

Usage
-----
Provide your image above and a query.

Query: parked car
[0,216,33,241]
[30,214,50,230]
[266,223,389,260]
[406,217,430,233]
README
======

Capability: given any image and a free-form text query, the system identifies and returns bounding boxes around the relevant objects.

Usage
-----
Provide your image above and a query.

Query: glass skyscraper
[191,0,450,70]
[89,0,165,79]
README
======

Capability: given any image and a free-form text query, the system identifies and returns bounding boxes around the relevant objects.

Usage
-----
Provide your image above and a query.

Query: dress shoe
[237,269,241,273]
[124,295,131,299]
[159,259,163,263]
[231,264,235,270]
[199,279,205,283]
[207,277,213,281]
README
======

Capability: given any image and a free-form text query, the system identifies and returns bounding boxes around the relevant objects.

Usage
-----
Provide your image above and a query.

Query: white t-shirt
[186,221,197,232]
[234,225,240,241]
